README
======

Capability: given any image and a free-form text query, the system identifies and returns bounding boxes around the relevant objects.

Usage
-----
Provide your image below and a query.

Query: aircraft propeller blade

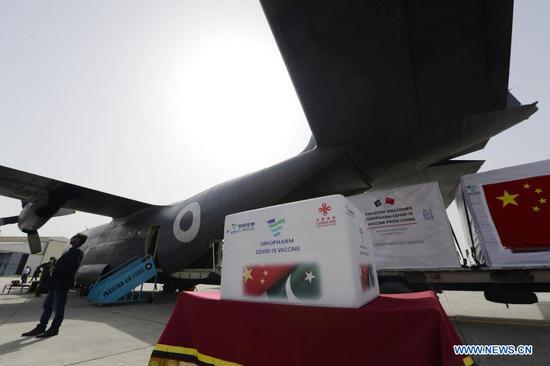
[27,231,42,254]
[0,215,19,226]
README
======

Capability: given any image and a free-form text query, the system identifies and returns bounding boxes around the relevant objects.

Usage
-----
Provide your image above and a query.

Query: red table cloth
[149,290,473,366]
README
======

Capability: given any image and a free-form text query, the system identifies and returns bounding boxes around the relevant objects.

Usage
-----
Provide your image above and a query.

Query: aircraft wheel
[163,283,177,293]
[79,286,90,296]
[178,285,196,292]
[379,281,413,294]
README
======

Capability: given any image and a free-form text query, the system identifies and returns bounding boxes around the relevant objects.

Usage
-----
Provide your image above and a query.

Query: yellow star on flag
[540,198,547,204]
[242,267,253,282]
[533,206,540,213]
[496,190,519,207]
[523,183,531,189]
[535,188,543,194]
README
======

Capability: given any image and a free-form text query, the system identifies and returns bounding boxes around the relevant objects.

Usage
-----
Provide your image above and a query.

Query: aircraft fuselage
[78,147,365,281]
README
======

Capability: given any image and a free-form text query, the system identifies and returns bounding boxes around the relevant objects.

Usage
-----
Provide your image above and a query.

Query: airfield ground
[0,276,549,366]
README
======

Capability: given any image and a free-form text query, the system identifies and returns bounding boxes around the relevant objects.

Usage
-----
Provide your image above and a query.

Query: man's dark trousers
[38,288,68,331]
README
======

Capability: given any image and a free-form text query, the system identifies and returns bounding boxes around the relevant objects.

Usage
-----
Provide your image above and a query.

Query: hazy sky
[0,1,548,244]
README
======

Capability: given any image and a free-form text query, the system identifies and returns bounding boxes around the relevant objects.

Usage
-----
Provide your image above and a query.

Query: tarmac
[1,276,549,366]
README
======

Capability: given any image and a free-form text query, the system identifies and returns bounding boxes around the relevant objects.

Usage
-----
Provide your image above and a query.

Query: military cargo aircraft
[0,0,538,290]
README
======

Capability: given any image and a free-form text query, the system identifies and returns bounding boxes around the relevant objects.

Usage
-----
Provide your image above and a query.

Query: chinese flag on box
[242,264,293,296]
[483,175,550,251]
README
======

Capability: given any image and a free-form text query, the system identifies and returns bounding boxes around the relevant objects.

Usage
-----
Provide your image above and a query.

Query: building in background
[0,235,68,276]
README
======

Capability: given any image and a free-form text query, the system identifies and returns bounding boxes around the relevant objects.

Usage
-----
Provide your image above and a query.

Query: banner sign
[348,182,459,269]
[457,159,550,267]
[221,195,379,308]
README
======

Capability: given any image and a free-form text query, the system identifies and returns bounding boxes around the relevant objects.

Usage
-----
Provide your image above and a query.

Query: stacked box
[221,194,379,308]
[348,182,460,269]
[456,159,550,267]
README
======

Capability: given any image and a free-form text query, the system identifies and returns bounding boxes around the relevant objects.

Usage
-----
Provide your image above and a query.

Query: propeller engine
[0,202,74,254]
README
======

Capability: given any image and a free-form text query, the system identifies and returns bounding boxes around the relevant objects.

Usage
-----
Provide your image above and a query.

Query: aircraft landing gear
[162,283,177,293]
[178,285,196,292]
[79,286,90,296]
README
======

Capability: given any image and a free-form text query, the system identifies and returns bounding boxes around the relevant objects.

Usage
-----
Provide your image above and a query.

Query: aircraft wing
[374,159,486,207]
[261,0,538,189]
[0,164,152,218]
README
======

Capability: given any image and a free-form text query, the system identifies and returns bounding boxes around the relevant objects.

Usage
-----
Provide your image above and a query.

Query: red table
[149,291,473,366]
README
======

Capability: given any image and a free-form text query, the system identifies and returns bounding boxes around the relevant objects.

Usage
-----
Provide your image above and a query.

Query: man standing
[21,266,32,283]
[30,266,42,283]
[21,234,86,338]
[34,257,57,297]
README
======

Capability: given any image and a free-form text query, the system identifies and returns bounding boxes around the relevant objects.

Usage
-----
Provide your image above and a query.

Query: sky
[0,0,548,246]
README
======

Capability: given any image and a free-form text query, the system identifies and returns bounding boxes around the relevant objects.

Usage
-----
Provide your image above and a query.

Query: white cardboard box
[456,159,550,267]
[348,182,460,270]
[220,194,379,308]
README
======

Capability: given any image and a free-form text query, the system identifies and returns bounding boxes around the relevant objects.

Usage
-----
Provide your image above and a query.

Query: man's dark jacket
[50,246,83,290]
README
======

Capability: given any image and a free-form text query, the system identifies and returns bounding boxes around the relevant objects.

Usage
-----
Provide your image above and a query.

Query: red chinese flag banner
[483,175,550,251]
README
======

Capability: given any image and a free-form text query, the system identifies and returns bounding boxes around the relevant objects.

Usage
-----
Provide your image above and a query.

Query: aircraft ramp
[86,255,157,305]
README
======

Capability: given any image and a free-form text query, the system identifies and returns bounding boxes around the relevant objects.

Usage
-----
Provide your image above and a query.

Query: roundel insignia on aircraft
[173,202,201,243]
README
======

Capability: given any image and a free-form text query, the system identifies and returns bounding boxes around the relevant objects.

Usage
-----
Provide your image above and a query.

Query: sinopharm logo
[267,218,285,237]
